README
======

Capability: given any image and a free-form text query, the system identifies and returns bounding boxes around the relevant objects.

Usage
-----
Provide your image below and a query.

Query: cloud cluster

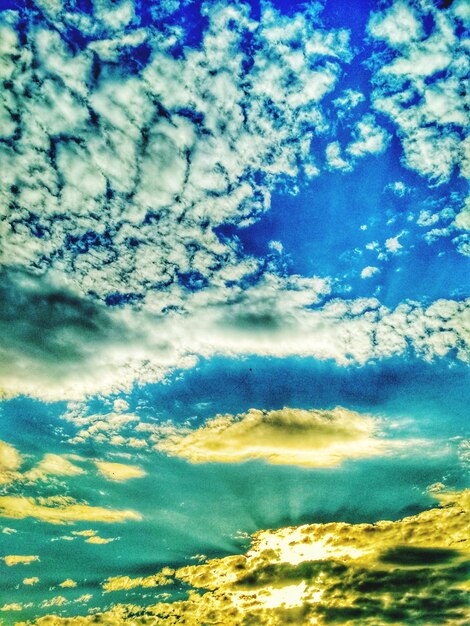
[0,1,350,301]
[325,114,390,172]
[0,1,468,402]
[0,434,146,491]
[1,269,469,401]
[369,0,469,184]
[26,490,469,625]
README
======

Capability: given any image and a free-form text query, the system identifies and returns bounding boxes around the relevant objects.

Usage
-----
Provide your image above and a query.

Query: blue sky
[0,0,469,623]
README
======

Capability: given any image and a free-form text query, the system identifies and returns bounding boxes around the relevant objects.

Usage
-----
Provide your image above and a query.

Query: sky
[0,0,469,624]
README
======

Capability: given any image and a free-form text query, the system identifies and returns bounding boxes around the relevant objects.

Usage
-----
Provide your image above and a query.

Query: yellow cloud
[94,461,146,481]
[1,602,30,611]
[40,595,67,608]
[103,569,174,592]
[59,579,77,588]
[154,407,386,466]
[71,529,96,537]
[23,577,39,585]
[0,496,142,525]
[17,491,470,625]
[2,555,39,566]
[85,536,115,545]
[75,594,93,604]
[25,454,85,481]
[0,440,22,485]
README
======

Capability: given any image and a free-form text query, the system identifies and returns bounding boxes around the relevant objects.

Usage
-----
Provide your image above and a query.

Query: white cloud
[0,2,468,405]
[384,234,403,253]
[368,1,423,47]
[0,269,469,401]
[360,266,380,279]
[0,2,351,302]
[325,142,352,172]
[370,0,469,184]
[346,115,390,158]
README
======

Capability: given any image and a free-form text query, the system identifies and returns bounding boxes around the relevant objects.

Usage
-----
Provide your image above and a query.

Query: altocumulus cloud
[0,1,350,299]
[369,0,469,185]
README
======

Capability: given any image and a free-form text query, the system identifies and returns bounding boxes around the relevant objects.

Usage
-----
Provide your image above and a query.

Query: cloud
[369,0,469,184]
[0,269,152,400]
[24,453,85,482]
[0,495,142,525]
[0,440,22,485]
[325,115,389,171]
[346,114,390,158]
[85,535,115,545]
[0,1,350,303]
[0,274,469,400]
[325,141,352,172]
[94,461,146,481]
[103,569,174,592]
[2,555,39,566]
[23,577,39,585]
[1,602,31,611]
[28,490,469,625]
[66,408,143,447]
[71,529,98,538]
[1,269,469,402]
[368,1,423,47]
[360,266,379,279]
[154,406,388,467]
[58,579,77,588]
[0,0,468,404]
[40,595,68,608]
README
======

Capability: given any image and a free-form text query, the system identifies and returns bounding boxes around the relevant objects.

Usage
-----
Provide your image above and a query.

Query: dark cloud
[379,545,460,567]
[0,270,143,399]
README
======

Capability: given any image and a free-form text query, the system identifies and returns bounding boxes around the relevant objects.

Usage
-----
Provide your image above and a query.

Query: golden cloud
[102,569,174,592]
[26,490,468,625]
[0,440,22,485]
[1,602,31,611]
[71,529,96,537]
[1,441,87,486]
[0,496,142,525]
[94,461,146,481]
[23,577,39,585]
[59,579,77,588]
[154,407,387,466]
[25,454,85,481]
[85,536,115,545]
[40,595,67,608]
[2,555,39,566]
